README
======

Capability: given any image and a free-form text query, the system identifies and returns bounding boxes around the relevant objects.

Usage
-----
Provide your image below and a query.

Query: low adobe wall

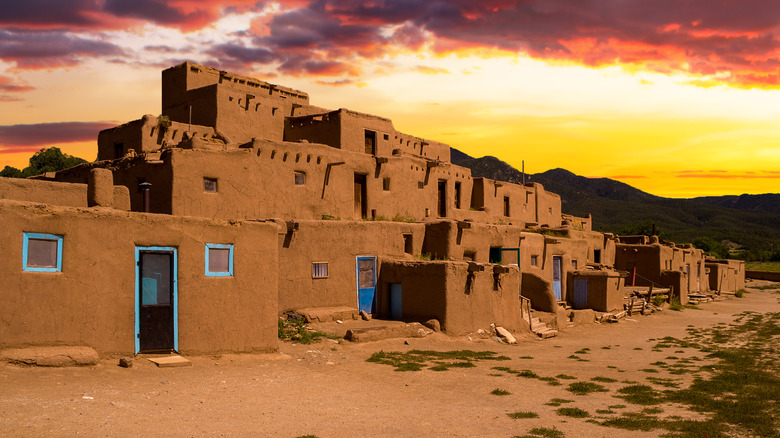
[746,270,780,282]
[379,260,525,335]
[0,176,129,210]
[0,199,278,356]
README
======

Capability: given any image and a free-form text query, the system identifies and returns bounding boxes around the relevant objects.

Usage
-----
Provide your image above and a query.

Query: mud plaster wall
[470,179,563,227]
[162,145,474,222]
[0,200,278,356]
[378,261,524,335]
[706,260,745,292]
[568,229,617,267]
[98,115,217,161]
[569,271,624,312]
[56,157,173,214]
[277,220,426,312]
[0,176,130,211]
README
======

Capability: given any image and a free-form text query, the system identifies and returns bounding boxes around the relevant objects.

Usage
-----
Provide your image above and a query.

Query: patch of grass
[296,435,318,438]
[646,377,681,388]
[652,294,667,306]
[601,346,611,350]
[278,318,337,344]
[642,407,664,414]
[507,411,539,419]
[491,388,510,396]
[566,381,608,395]
[615,385,664,405]
[633,347,643,351]
[734,289,745,297]
[557,407,590,418]
[513,426,565,438]
[539,376,561,386]
[596,408,614,414]
[519,355,534,359]
[367,350,509,371]
[556,374,576,380]
[545,398,573,407]
[590,376,617,383]
[668,297,684,311]
[608,404,626,409]
[493,366,559,386]
[640,368,660,374]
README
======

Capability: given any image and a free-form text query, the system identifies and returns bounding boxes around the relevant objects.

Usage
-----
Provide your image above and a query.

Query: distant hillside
[691,194,780,215]
[451,148,780,257]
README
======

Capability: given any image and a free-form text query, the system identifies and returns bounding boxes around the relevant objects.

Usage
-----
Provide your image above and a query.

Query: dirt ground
[1,283,778,438]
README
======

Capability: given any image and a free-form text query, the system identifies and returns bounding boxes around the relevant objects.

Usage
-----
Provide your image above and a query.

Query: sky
[0,0,779,198]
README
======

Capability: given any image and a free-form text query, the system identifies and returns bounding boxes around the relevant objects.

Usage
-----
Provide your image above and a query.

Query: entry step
[148,355,191,367]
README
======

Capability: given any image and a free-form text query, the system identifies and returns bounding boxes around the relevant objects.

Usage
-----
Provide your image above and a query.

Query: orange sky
[1,1,779,198]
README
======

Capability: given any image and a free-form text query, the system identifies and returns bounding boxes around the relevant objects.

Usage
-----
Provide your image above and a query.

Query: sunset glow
[1,1,779,197]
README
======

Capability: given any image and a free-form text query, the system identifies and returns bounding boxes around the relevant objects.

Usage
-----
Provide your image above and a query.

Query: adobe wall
[162,62,321,145]
[616,242,694,301]
[378,261,525,335]
[569,270,624,312]
[0,200,278,356]
[707,259,746,292]
[276,220,426,312]
[143,143,475,222]
[97,115,218,161]
[469,179,562,227]
[1,175,130,211]
[568,229,616,268]
[745,270,780,282]
[56,155,174,214]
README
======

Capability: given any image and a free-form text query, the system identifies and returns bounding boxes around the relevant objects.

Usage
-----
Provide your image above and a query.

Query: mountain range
[451,149,780,257]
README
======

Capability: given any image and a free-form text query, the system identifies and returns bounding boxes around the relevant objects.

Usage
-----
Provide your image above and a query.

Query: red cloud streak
[0,122,116,148]
[1,1,779,87]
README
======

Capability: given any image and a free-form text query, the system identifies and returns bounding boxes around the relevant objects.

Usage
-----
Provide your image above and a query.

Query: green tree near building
[1,147,86,178]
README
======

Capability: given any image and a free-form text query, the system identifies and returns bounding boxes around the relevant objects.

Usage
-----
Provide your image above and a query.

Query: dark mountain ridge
[451,148,780,257]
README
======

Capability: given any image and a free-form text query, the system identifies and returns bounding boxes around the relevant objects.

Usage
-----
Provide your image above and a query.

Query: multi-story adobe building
[0,62,739,357]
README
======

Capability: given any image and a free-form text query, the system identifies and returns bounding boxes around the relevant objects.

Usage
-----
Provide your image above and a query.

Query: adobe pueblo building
[0,62,745,358]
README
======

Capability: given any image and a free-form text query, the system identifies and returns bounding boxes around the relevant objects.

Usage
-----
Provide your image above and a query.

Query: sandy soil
[1,284,777,438]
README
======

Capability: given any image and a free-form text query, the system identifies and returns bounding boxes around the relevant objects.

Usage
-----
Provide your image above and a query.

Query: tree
[0,147,87,178]
[620,219,668,240]
[692,236,730,259]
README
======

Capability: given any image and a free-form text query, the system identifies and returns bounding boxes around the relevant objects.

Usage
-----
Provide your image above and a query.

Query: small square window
[205,243,233,277]
[383,178,391,191]
[312,262,328,278]
[23,233,63,272]
[383,134,389,140]
[530,255,538,267]
[295,171,306,185]
[204,178,218,192]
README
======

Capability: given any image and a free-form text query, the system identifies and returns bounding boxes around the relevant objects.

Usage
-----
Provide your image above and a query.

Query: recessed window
[530,255,538,267]
[572,260,578,270]
[503,196,510,216]
[594,249,601,264]
[383,178,391,191]
[312,262,329,278]
[295,171,306,185]
[383,134,389,140]
[403,234,413,254]
[205,243,233,277]
[204,178,218,192]
[23,233,63,272]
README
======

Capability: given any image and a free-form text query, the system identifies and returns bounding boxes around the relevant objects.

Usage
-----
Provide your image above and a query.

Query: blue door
[357,257,377,313]
[553,256,562,301]
[574,278,588,309]
[389,283,402,320]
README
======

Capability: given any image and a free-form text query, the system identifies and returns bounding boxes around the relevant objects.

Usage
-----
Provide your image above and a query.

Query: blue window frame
[22,232,63,272]
[205,243,233,277]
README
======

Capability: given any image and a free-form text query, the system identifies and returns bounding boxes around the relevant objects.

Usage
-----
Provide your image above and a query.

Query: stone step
[537,329,558,339]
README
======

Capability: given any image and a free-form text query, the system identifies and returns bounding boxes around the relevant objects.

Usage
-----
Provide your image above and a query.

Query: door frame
[135,246,178,354]
[552,256,563,301]
[356,256,377,313]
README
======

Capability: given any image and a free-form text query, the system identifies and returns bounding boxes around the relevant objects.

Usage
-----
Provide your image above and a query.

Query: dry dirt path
[1,285,778,437]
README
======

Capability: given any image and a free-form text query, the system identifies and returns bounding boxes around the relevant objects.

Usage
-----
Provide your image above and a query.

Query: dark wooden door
[138,251,174,352]
[354,174,367,218]
[437,180,446,217]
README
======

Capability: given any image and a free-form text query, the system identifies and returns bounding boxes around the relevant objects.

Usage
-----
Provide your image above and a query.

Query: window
[23,233,63,272]
[593,249,601,264]
[403,234,413,254]
[572,260,578,270]
[205,243,233,277]
[364,130,376,155]
[312,262,328,278]
[454,182,462,209]
[203,178,218,192]
[530,255,538,267]
[295,171,306,185]
[383,134,389,140]
[503,196,510,216]
[383,178,391,191]
[114,142,124,159]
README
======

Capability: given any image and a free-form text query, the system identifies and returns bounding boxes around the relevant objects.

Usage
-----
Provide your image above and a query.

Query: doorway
[356,257,377,314]
[437,180,447,217]
[552,256,562,301]
[135,246,177,354]
[354,174,367,219]
[573,278,588,309]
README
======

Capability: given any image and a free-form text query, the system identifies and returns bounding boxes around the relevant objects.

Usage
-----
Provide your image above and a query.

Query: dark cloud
[103,0,213,31]
[0,0,103,28]
[0,122,116,146]
[0,28,125,68]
